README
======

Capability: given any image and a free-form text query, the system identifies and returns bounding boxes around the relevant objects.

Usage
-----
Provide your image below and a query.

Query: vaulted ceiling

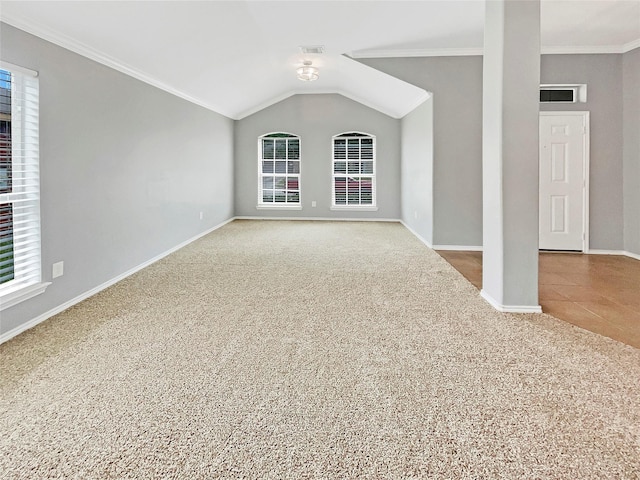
[1,1,638,120]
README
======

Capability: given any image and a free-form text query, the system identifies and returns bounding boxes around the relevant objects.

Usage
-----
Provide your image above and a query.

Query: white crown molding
[3,12,637,122]
[351,40,640,58]
[1,14,429,121]
[234,91,301,120]
[235,89,349,120]
[0,13,233,118]
[336,88,429,119]
[235,87,430,120]
[350,47,484,58]
[623,38,640,53]
[542,45,627,54]
[398,90,432,118]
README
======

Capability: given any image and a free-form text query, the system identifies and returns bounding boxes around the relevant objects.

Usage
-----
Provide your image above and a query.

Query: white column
[481,0,541,312]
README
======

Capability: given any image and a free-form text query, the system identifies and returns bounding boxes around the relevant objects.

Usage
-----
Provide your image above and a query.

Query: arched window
[332,132,375,208]
[258,133,301,207]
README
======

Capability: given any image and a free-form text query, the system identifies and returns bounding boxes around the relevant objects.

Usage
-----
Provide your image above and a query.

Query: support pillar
[481,0,541,312]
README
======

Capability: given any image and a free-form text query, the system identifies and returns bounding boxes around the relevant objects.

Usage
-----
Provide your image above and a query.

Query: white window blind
[0,63,46,310]
[258,133,301,206]
[332,132,376,207]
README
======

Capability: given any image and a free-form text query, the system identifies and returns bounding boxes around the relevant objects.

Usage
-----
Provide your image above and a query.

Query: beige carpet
[1,220,639,479]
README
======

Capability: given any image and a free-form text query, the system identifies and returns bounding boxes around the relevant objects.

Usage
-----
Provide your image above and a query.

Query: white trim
[0,61,45,312]
[541,45,628,55]
[432,245,483,251]
[0,60,37,77]
[235,88,430,121]
[400,221,433,249]
[541,249,640,260]
[539,111,590,253]
[257,133,302,208]
[330,206,379,212]
[0,282,51,311]
[350,48,484,58]
[588,249,625,256]
[399,222,483,252]
[350,43,640,59]
[235,92,298,120]
[331,132,377,208]
[397,90,432,118]
[624,251,640,261]
[623,39,640,53]
[336,88,428,120]
[0,14,232,118]
[3,9,430,121]
[0,218,234,345]
[235,216,400,223]
[480,290,542,314]
[256,205,302,210]
[568,249,640,261]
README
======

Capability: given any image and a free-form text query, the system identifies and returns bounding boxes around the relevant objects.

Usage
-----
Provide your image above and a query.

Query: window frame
[331,132,378,211]
[0,61,49,312]
[257,132,302,210]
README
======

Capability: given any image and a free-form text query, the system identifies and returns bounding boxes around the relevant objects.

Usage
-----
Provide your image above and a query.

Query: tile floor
[436,250,640,349]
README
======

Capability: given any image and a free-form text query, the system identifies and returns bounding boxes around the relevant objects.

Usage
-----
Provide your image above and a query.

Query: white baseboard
[413,245,638,259]
[480,289,542,314]
[234,216,401,223]
[399,221,484,252]
[625,250,640,261]
[587,249,625,255]
[432,245,483,251]
[587,249,640,261]
[399,221,433,249]
[0,217,235,345]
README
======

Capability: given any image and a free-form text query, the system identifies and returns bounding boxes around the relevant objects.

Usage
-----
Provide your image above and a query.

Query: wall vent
[540,84,587,103]
[299,45,325,55]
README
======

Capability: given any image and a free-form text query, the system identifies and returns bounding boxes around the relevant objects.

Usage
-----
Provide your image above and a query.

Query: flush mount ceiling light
[296,61,319,82]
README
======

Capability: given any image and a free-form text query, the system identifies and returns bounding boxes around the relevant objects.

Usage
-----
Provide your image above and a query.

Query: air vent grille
[299,45,325,55]
[540,84,587,103]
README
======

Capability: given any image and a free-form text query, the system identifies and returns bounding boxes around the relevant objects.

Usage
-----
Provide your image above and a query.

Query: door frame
[539,111,590,252]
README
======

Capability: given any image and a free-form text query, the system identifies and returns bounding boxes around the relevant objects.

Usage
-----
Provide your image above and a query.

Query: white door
[539,112,589,251]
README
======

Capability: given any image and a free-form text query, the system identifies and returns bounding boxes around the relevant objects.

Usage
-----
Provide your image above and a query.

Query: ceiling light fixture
[297,61,319,82]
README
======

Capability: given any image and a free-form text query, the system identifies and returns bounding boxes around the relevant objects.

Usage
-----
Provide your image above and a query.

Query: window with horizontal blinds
[0,64,45,308]
[258,133,301,206]
[332,132,376,207]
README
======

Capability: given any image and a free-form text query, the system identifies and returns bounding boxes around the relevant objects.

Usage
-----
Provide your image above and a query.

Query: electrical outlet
[311,201,317,207]
[52,261,64,279]
[199,211,204,220]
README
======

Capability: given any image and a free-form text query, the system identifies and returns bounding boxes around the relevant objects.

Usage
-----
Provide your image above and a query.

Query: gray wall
[360,56,484,247]
[540,54,624,251]
[361,54,627,250]
[234,94,401,219]
[0,23,234,336]
[623,47,640,256]
[400,98,433,244]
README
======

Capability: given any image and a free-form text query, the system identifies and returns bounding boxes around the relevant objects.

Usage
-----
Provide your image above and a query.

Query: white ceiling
[1,1,639,120]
